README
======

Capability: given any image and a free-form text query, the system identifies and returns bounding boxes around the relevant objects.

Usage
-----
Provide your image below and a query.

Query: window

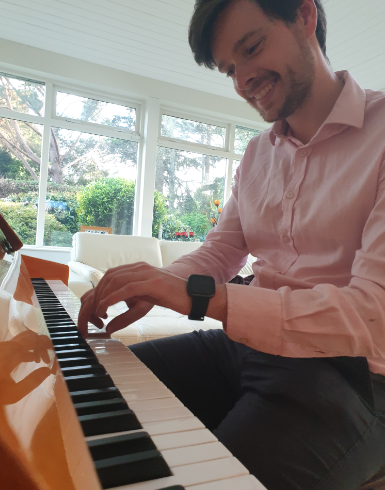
[0,70,268,248]
[155,146,226,242]
[0,74,45,117]
[161,114,226,148]
[0,73,141,248]
[234,126,261,155]
[56,92,136,130]
[0,117,42,245]
[44,128,138,246]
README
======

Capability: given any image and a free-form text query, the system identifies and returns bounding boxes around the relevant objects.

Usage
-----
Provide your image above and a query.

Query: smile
[254,80,276,101]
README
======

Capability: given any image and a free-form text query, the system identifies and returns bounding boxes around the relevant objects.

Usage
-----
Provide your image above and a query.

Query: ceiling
[0,0,384,100]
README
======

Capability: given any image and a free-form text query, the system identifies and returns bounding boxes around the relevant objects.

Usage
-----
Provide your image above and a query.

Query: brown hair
[189,0,328,68]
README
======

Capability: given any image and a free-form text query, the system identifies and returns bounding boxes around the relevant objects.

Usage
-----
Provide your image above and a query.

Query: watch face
[187,275,216,297]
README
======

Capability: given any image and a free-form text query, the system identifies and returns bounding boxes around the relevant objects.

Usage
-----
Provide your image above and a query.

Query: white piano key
[142,416,204,436]
[117,380,167,393]
[117,457,249,490]
[152,428,217,451]
[110,373,160,383]
[100,365,151,376]
[135,406,193,423]
[161,441,231,467]
[192,474,268,490]
[128,397,183,412]
[122,388,175,402]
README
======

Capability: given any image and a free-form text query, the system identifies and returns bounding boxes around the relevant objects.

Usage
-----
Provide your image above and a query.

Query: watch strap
[188,296,210,321]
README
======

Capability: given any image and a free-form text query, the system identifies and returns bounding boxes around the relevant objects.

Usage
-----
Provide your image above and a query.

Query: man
[78,1,385,488]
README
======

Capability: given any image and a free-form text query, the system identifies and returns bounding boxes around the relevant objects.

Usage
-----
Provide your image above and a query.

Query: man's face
[212,0,316,123]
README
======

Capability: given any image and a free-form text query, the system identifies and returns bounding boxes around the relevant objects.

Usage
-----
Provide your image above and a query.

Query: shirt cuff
[225,283,282,355]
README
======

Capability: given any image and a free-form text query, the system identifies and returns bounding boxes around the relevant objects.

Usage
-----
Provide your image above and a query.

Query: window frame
[0,65,272,249]
[159,108,231,153]
[53,85,142,137]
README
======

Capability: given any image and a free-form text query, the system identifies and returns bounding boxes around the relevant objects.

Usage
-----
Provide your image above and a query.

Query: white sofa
[68,232,256,345]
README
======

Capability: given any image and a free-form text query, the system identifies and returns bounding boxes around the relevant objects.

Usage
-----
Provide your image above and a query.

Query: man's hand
[78,262,228,338]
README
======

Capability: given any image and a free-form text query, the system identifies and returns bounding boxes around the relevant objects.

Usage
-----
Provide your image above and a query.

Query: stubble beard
[251,41,316,123]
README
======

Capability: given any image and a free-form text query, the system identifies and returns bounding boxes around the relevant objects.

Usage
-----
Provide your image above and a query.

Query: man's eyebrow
[217,29,264,72]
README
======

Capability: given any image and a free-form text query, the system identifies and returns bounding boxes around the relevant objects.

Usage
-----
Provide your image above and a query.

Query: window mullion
[35,82,54,247]
[137,97,160,237]
[224,123,236,204]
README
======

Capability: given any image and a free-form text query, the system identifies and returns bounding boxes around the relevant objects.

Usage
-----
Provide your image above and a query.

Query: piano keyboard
[32,278,267,490]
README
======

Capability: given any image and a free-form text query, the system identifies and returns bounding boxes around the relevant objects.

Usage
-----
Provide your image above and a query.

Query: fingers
[106,301,154,335]
[96,279,156,318]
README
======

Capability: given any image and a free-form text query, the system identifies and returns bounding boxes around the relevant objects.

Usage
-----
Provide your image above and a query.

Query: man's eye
[248,44,259,55]
[226,69,234,78]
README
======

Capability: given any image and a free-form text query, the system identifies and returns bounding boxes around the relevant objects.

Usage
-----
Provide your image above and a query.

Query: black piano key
[61,365,106,377]
[79,409,141,437]
[75,398,128,416]
[87,432,156,461]
[64,372,114,392]
[94,450,171,489]
[70,387,121,404]
[59,357,100,368]
[158,487,186,490]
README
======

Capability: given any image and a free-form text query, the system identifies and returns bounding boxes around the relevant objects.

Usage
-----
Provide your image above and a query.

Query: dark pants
[130,329,385,490]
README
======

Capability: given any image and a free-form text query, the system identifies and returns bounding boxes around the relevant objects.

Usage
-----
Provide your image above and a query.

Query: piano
[0,217,267,490]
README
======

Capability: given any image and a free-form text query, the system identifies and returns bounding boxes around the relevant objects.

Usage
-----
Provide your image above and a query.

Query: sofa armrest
[68,260,104,287]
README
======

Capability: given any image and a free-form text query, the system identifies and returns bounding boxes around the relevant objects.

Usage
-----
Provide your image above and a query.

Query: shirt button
[286,191,294,199]
[283,236,290,244]
[300,149,307,157]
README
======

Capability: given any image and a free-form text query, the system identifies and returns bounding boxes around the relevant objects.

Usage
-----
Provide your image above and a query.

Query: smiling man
[78,1,385,489]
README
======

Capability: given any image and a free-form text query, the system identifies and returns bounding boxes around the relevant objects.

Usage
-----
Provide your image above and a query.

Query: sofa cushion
[72,233,163,272]
[159,240,202,267]
[68,270,93,298]
[68,260,104,287]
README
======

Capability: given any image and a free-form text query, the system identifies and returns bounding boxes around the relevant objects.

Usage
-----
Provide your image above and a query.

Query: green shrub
[161,214,195,241]
[180,212,211,241]
[77,177,136,234]
[77,177,166,237]
[0,203,68,246]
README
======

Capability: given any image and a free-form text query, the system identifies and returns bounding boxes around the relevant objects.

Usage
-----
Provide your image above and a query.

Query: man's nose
[234,65,256,93]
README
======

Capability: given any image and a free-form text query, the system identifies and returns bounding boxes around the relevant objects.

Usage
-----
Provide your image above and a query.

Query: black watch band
[188,296,210,321]
[187,275,215,321]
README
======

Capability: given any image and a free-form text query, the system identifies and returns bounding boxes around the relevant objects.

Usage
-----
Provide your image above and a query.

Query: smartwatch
[187,274,216,321]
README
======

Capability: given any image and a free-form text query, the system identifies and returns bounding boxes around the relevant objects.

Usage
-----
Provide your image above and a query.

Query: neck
[286,57,344,145]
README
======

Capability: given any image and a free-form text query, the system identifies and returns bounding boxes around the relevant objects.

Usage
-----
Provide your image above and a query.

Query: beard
[247,37,316,123]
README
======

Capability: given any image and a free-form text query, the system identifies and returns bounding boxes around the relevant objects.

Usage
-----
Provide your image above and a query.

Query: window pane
[0,74,45,117]
[0,118,42,245]
[44,128,138,247]
[56,92,136,130]
[161,114,226,148]
[154,146,226,242]
[234,126,261,155]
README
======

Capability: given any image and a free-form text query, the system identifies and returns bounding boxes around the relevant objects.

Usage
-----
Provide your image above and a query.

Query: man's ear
[297,0,317,38]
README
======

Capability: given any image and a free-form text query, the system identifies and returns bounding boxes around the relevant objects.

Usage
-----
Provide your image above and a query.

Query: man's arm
[77,167,247,337]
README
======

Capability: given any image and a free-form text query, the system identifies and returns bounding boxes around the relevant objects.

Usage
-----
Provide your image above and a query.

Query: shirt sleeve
[226,157,385,359]
[163,165,250,284]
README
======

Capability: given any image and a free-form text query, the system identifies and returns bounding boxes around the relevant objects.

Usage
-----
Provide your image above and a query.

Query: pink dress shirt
[165,71,385,376]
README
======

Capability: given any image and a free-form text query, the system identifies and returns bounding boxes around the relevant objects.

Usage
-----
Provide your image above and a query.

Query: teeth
[255,81,275,101]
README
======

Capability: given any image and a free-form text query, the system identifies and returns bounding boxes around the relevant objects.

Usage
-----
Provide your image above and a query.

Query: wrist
[206,283,228,324]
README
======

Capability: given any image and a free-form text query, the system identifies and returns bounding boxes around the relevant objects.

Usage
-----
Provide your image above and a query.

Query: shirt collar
[268,71,366,146]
